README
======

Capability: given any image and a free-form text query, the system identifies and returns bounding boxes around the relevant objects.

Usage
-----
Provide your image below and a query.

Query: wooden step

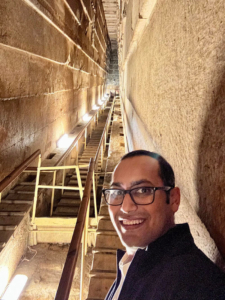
[58,199,94,206]
[68,180,86,185]
[53,207,94,216]
[8,190,34,195]
[19,182,36,186]
[62,191,81,197]
[0,216,21,230]
[54,206,80,215]
[14,185,35,192]
[71,173,87,177]
[0,216,23,226]
[0,211,27,216]
[0,225,17,230]
[5,193,34,200]
[0,203,31,213]
[1,199,33,205]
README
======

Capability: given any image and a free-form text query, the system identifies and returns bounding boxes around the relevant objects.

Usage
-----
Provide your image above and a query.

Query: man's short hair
[121,150,175,188]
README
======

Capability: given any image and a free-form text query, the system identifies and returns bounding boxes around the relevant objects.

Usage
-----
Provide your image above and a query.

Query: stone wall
[0,0,110,181]
[118,0,225,261]
[106,48,120,92]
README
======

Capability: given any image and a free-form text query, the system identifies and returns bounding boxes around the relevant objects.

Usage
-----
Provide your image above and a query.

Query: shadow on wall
[197,71,225,261]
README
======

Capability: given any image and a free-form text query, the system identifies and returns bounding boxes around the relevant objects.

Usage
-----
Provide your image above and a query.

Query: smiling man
[102,150,225,300]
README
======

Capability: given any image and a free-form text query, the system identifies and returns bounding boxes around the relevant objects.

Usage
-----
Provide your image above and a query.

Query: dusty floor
[14,244,92,300]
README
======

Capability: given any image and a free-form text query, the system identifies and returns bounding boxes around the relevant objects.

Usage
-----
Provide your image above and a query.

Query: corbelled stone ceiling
[102,0,119,49]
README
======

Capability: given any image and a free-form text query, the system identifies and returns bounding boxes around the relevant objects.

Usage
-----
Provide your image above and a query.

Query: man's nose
[121,193,138,213]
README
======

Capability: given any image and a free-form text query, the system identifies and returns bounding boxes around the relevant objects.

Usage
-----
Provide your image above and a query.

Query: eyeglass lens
[104,187,155,205]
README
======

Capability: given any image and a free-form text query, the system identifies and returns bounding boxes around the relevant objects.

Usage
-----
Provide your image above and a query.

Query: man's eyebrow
[130,180,155,187]
[110,179,155,188]
[110,182,122,187]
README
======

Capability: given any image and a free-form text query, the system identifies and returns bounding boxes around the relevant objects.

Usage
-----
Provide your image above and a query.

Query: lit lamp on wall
[92,104,99,110]
[57,134,73,148]
[1,274,28,300]
[82,113,91,122]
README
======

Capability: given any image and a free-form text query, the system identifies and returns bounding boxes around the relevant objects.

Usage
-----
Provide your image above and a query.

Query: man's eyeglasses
[102,186,173,206]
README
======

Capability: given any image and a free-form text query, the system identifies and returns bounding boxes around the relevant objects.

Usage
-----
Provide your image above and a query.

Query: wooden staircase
[0,101,112,252]
[0,182,35,252]
[53,111,109,218]
[29,105,113,245]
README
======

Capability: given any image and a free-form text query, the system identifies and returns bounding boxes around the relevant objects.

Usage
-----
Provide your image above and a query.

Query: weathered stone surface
[16,244,92,300]
[0,0,110,181]
[0,211,30,296]
[118,0,225,262]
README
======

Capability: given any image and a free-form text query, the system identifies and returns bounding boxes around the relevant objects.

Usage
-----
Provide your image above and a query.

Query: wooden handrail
[0,149,41,193]
[94,97,115,167]
[55,158,94,300]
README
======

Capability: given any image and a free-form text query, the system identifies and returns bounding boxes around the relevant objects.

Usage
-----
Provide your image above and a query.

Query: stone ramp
[87,97,126,300]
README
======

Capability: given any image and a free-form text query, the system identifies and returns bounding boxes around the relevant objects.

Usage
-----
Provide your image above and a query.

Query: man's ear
[169,187,180,213]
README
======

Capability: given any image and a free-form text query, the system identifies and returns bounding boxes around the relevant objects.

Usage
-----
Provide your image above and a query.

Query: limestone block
[119,0,225,261]
[92,252,116,272]
[95,234,123,250]
[88,277,114,299]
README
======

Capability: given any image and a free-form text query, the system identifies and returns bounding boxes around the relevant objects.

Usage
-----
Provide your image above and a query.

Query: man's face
[108,155,179,251]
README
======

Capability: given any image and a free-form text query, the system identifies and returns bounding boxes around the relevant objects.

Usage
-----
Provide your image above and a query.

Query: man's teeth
[122,219,144,225]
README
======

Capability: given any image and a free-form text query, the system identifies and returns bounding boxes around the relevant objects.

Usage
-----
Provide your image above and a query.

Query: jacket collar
[116,223,193,262]
[116,223,194,299]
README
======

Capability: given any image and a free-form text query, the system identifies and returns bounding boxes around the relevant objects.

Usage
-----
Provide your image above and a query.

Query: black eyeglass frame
[102,186,174,206]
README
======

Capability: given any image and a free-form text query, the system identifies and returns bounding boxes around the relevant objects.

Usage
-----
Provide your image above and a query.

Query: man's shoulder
[133,250,225,300]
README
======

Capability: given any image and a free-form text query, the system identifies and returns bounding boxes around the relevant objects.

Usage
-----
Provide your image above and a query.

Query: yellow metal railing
[55,159,94,300]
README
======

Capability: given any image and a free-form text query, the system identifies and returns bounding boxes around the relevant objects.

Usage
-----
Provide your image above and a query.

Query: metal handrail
[0,149,41,201]
[55,158,94,300]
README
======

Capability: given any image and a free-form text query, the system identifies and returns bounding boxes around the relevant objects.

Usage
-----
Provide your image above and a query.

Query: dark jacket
[105,224,225,300]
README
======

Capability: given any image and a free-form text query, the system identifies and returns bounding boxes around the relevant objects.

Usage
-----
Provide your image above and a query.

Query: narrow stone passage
[87,97,125,300]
